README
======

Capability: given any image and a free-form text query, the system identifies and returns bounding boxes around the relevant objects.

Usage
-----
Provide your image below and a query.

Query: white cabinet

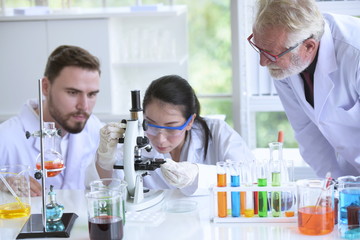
[0,6,188,121]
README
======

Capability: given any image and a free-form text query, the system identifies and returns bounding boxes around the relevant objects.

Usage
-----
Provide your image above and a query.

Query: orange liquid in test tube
[298,206,334,235]
[240,192,246,215]
[217,173,227,217]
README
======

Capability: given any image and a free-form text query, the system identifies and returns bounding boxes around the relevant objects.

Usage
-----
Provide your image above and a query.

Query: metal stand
[17,79,77,239]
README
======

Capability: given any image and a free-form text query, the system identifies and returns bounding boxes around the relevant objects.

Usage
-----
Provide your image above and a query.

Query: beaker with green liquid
[0,164,31,219]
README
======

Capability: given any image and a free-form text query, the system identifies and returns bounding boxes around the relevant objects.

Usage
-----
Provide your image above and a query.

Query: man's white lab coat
[274,13,360,178]
[0,99,102,189]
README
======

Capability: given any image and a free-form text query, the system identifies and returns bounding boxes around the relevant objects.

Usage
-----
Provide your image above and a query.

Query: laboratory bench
[1,189,342,240]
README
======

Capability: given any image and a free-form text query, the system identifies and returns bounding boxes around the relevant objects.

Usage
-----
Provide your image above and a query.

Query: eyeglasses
[247,33,305,62]
[145,115,193,138]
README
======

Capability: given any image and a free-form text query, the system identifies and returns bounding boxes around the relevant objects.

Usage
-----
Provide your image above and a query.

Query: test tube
[242,161,254,217]
[257,159,268,217]
[284,160,295,217]
[245,185,254,217]
[229,161,241,217]
[269,142,282,217]
[216,161,227,218]
[225,160,232,216]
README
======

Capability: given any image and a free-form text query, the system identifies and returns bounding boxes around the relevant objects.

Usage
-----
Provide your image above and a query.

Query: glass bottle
[35,122,64,177]
[46,185,64,222]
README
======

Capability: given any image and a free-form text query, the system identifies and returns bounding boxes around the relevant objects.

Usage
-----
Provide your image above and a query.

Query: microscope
[114,90,165,211]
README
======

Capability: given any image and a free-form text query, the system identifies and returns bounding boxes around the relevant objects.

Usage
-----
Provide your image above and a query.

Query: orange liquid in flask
[36,161,64,177]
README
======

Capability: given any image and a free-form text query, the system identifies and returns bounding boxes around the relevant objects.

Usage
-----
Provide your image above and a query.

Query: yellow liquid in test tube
[0,202,31,219]
[244,208,254,217]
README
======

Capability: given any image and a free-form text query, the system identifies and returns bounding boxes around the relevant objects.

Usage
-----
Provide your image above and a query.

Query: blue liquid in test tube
[231,175,240,217]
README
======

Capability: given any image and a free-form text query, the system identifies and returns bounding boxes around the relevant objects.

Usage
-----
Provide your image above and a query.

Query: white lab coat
[113,117,254,196]
[0,99,102,189]
[273,13,360,178]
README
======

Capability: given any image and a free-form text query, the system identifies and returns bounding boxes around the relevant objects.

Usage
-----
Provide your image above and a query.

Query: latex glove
[97,122,125,170]
[160,158,199,189]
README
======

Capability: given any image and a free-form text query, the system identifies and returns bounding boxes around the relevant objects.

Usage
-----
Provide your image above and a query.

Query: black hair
[143,75,212,159]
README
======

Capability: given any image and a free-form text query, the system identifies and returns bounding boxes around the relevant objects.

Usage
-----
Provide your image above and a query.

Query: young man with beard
[0,45,102,196]
[249,0,360,178]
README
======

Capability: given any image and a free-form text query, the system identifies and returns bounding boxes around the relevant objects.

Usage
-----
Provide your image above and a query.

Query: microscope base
[126,190,164,211]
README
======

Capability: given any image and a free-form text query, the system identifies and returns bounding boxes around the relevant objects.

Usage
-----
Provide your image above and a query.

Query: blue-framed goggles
[146,115,193,137]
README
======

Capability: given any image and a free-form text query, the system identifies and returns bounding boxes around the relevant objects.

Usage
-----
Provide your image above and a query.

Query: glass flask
[35,122,64,177]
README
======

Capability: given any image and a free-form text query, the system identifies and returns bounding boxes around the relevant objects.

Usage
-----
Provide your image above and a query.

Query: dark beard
[47,96,89,134]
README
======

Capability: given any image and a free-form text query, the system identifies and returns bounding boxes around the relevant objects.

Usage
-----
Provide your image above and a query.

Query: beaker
[0,164,31,219]
[35,122,64,178]
[86,190,123,240]
[90,178,128,225]
[337,176,360,239]
[297,178,335,235]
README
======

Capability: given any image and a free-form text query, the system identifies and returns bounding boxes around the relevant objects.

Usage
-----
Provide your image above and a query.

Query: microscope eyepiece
[130,90,142,112]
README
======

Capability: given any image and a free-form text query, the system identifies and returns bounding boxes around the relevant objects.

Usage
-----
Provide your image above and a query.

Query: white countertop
[0,189,343,240]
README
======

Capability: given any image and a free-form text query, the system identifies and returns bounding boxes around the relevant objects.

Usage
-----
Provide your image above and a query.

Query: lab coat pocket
[335,100,360,126]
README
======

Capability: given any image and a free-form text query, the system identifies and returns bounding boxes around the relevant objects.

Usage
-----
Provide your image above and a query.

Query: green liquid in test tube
[258,178,268,217]
[271,171,281,217]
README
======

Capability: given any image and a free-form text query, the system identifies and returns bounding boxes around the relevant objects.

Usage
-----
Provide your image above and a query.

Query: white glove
[160,158,199,189]
[97,122,125,170]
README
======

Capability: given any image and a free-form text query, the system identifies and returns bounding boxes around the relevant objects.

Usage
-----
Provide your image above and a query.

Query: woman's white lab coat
[0,99,102,189]
[273,13,360,178]
[114,117,254,196]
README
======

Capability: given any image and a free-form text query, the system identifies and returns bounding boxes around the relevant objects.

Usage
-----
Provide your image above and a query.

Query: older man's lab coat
[0,99,102,189]
[274,13,360,178]
[111,117,254,196]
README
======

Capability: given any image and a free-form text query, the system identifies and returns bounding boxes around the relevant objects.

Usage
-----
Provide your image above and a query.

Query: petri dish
[163,200,198,213]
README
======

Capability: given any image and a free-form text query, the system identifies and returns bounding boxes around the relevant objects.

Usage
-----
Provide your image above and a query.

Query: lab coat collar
[20,99,42,152]
[313,21,337,122]
[288,21,336,123]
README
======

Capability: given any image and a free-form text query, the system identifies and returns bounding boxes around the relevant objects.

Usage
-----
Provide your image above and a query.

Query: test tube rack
[212,183,297,223]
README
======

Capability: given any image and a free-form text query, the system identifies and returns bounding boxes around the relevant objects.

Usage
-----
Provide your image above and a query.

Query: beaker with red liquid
[86,190,123,240]
[297,178,335,235]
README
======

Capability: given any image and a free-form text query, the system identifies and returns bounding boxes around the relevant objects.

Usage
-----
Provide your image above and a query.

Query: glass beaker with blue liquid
[338,176,360,239]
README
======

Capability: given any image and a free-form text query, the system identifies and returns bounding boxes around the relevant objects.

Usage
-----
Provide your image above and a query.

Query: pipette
[314,172,332,210]
[0,174,25,208]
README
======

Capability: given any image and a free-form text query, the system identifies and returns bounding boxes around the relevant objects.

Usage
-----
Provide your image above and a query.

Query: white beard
[268,53,311,80]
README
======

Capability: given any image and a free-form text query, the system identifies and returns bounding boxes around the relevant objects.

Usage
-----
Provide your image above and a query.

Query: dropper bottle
[46,185,64,222]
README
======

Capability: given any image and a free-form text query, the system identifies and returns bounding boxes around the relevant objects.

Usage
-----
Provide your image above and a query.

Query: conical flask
[35,122,64,177]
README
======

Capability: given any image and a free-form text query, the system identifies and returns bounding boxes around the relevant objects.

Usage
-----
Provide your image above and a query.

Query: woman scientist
[93,75,254,195]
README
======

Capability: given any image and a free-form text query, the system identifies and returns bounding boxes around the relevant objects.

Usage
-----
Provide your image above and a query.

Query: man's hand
[160,159,199,189]
[29,177,41,197]
[97,122,125,170]
[0,175,40,197]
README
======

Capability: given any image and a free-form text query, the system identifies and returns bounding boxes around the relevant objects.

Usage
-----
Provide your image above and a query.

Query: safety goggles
[247,33,305,62]
[145,115,193,138]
